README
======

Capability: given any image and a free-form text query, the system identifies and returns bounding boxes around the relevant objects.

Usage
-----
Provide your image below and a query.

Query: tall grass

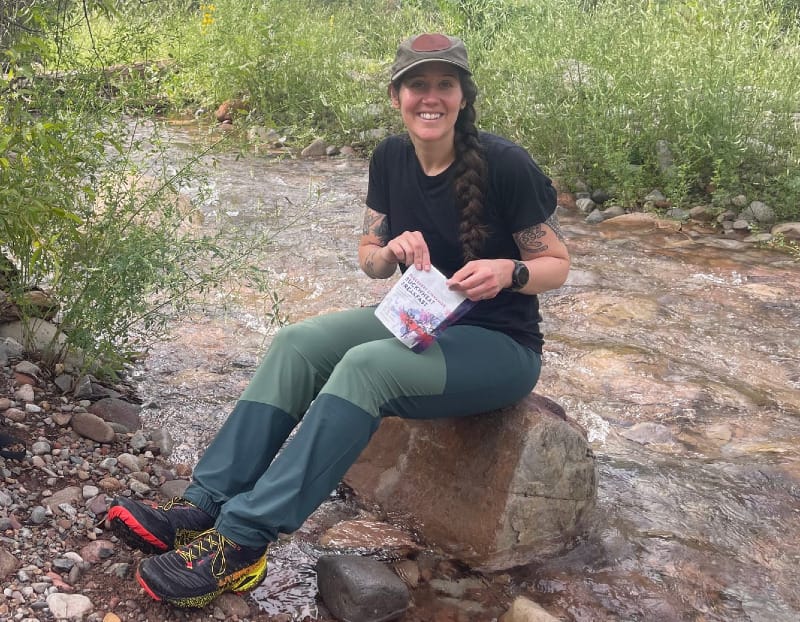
[72,0,800,218]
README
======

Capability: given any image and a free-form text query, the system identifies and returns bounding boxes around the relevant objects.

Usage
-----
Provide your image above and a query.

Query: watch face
[514,261,529,288]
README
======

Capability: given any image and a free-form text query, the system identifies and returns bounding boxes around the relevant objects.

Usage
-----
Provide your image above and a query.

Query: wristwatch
[508,260,530,291]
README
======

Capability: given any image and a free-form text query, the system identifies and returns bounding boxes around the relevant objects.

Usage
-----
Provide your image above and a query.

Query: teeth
[419,113,441,120]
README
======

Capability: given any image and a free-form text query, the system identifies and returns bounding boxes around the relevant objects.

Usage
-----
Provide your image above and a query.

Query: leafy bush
[1,2,277,375]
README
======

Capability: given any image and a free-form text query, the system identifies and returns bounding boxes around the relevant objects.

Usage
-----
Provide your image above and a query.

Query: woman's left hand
[446,259,511,301]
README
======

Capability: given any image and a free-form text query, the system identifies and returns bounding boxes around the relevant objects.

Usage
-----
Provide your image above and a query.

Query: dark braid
[451,71,488,261]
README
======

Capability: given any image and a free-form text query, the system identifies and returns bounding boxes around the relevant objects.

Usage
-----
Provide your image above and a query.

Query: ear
[460,98,467,110]
[388,83,401,109]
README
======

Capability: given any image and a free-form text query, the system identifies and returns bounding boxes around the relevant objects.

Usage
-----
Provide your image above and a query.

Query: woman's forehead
[402,61,460,80]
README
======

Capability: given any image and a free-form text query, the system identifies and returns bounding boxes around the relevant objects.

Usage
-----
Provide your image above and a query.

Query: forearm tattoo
[514,224,548,254]
[364,249,380,276]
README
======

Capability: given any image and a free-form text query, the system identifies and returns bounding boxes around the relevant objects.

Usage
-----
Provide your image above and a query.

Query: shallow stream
[134,120,800,621]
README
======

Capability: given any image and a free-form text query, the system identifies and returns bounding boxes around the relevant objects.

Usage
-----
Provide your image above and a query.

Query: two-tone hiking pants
[181,307,541,548]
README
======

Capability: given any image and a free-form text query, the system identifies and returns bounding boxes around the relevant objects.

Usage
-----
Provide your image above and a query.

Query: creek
[133,120,800,621]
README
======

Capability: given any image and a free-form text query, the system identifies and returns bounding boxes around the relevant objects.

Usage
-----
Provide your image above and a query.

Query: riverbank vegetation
[2,0,800,370]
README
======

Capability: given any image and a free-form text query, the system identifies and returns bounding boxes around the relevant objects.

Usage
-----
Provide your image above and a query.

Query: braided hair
[451,70,488,261]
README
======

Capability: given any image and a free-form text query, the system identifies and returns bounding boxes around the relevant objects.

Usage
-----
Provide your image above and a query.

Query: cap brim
[391,58,471,82]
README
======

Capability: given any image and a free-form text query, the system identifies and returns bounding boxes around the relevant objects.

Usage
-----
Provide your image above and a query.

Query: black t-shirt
[366,131,556,352]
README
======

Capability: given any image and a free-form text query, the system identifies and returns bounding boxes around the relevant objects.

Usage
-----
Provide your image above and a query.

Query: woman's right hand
[384,230,431,271]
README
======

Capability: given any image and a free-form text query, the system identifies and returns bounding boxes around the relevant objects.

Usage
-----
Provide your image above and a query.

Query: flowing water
[134,120,800,621]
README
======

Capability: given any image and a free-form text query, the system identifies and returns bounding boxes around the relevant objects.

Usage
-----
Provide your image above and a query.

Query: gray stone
[771,221,800,241]
[740,200,775,224]
[585,208,606,224]
[345,393,597,571]
[54,374,74,393]
[317,555,410,622]
[655,140,675,176]
[688,205,715,222]
[46,593,93,620]
[644,189,666,203]
[160,478,190,500]
[301,137,328,157]
[575,197,596,214]
[88,397,141,432]
[0,548,20,580]
[13,361,41,378]
[150,427,174,458]
[71,411,116,443]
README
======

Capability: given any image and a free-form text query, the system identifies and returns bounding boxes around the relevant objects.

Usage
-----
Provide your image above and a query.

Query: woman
[107,32,570,608]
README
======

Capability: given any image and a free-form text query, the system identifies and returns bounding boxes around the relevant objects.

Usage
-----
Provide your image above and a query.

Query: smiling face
[390,61,466,148]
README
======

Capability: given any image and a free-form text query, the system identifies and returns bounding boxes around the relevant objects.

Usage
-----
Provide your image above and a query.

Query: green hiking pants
[183,307,541,548]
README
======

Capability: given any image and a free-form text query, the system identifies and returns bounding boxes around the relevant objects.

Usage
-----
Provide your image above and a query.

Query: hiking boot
[136,528,268,608]
[107,496,214,554]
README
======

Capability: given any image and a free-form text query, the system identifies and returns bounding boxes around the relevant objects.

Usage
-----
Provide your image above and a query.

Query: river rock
[499,596,560,622]
[71,411,116,443]
[771,221,800,240]
[316,555,410,622]
[88,397,141,432]
[344,393,597,571]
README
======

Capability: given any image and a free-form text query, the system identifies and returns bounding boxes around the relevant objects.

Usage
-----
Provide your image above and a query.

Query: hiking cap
[390,33,471,82]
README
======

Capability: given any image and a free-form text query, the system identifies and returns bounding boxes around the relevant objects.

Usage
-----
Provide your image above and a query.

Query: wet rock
[499,596,560,621]
[345,393,597,571]
[214,592,251,618]
[316,554,410,622]
[598,212,681,232]
[392,559,419,588]
[621,422,675,445]
[576,197,596,214]
[319,519,421,557]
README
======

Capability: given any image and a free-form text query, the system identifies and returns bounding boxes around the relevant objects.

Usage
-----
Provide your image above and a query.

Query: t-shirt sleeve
[365,139,390,215]
[489,143,557,233]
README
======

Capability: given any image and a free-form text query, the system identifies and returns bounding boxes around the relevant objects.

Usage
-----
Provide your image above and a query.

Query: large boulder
[344,393,597,571]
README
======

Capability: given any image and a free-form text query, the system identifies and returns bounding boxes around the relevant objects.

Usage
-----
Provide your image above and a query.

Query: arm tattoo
[362,209,390,245]
[364,249,380,277]
[514,224,548,254]
[545,213,566,242]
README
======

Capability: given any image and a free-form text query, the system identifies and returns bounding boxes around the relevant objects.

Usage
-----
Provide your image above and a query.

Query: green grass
[69,0,800,219]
